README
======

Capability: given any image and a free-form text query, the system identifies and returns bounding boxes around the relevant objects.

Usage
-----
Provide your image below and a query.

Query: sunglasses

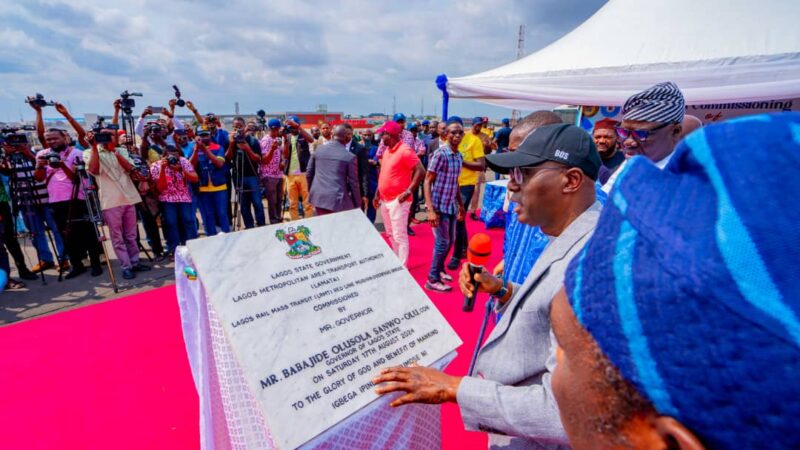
[510,166,565,185]
[614,122,672,143]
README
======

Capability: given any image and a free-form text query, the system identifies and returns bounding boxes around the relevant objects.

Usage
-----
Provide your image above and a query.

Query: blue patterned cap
[622,81,685,123]
[565,113,800,448]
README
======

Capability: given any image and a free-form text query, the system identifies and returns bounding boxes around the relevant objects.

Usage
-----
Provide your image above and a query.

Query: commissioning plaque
[187,209,462,449]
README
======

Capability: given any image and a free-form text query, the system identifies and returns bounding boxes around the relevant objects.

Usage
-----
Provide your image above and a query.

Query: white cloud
[0,0,606,121]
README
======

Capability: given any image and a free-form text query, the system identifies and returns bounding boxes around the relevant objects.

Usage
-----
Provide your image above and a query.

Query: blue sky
[0,0,605,122]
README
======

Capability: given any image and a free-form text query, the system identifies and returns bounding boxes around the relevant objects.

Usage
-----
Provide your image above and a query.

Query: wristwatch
[494,278,509,299]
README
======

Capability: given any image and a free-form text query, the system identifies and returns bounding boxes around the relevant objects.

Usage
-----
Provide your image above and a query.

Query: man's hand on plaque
[372,365,462,407]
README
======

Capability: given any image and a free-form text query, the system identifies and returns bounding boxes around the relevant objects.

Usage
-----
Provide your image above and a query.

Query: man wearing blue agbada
[551,112,800,449]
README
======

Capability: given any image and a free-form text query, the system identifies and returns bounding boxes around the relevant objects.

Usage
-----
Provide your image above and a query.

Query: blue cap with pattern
[565,112,800,448]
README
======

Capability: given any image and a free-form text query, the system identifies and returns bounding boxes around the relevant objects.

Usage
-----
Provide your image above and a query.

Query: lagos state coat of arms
[275,225,322,259]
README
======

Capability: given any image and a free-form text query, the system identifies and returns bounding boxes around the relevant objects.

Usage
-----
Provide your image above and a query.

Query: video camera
[91,119,120,145]
[145,121,163,135]
[0,125,35,146]
[256,109,267,127]
[42,150,62,168]
[118,90,143,115]
[25,93,55,108]
[172,85,185,107]
[234,129,247,143]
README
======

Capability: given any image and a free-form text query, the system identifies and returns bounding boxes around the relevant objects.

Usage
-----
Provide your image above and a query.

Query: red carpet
[0,218,502,450]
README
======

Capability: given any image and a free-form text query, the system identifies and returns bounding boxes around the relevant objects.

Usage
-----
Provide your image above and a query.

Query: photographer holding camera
[283,116,315,220]
[189,106,232,223]
[0,133,66,278]
[28,96,90,150]
[190,127,229,236]
[134,124,169,259]
[259,118,285,224]
[174,129,203,232]
[226,116,265,229]
[150,145,198,253]
[134,104,185,147]
[35,129,103,279]
[188,105,230,146]
[84,122,151,280]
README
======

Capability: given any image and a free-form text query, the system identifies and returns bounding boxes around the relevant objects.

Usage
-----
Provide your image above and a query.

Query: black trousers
[49,200,102,269]
[138,203,164,256]
[0,202,28,271]
[0,213,10,275]
[453,185,476,259]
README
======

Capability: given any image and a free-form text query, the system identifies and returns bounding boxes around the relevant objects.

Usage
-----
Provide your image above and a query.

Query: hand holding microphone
[461,233,500,312]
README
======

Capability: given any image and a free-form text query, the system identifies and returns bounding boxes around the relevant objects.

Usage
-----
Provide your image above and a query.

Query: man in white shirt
[312,122,333,154]
[85,126,150,280]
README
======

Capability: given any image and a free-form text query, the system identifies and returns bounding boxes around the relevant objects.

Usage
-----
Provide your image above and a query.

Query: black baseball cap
[485,123,602,180]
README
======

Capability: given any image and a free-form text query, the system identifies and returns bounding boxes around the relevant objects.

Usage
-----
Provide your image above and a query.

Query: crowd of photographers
[0,92,505,291]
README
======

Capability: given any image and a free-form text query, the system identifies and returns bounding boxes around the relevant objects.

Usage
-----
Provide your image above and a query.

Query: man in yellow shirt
[447,116,485,270]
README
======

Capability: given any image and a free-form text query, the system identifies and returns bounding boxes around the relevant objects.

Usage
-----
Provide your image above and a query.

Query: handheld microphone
[463,233,492,312]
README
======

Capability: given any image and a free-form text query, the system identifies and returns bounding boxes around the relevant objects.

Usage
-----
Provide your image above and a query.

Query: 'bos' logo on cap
[554,149,570,160]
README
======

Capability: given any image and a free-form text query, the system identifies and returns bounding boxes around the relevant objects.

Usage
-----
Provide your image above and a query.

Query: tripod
[231,141,261,231]
[119,109,154,262]
[69,162,119,292]
[6,153,64,285]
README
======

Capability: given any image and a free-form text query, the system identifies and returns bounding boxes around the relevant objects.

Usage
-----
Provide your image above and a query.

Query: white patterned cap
[622,82,685,123]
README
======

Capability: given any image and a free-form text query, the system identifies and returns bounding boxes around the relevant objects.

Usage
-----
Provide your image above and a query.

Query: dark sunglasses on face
[614,122,672,143]
[510,165,566,184]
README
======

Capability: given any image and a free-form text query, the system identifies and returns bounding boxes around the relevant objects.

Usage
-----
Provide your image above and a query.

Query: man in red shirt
[373,121,425,266]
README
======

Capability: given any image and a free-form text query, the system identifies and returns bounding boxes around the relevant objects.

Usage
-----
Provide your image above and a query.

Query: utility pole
[392,95,396,116]
[235,102,240,115]
[511,24,525,125]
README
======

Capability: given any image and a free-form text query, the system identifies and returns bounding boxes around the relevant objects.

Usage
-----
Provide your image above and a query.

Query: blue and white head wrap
[622,81,685,123]
[565,112,800,449]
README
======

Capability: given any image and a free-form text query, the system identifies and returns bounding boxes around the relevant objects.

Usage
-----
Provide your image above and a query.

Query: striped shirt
[427,145,463,215]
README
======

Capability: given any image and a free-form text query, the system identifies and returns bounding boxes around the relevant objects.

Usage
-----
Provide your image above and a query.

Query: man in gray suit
[374,123,603,449]
[306,124,362,215]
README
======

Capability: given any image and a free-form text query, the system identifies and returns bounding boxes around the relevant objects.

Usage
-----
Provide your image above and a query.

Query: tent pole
[435,74,449,120]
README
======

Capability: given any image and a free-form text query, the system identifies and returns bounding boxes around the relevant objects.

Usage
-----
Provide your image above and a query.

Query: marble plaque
[186,209,462,449]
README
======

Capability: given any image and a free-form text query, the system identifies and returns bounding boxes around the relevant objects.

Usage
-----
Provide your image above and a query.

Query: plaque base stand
[175,249,455,450]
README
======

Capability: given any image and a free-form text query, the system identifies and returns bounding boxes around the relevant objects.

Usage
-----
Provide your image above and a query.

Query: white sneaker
[440,272,453,282]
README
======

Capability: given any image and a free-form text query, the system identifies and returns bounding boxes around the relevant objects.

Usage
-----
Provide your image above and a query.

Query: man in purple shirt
[259,118,285,224]
[35,129,103,279]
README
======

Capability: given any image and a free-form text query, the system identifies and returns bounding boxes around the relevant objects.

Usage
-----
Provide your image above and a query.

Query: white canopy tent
[444,0,800,109]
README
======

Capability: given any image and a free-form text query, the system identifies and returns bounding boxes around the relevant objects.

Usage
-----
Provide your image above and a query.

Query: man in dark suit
[342,123,369,210]
[426,121,448,166]
[306,125,362,215]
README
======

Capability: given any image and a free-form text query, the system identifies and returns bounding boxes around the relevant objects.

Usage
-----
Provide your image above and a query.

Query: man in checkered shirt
[423,117,466,292]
